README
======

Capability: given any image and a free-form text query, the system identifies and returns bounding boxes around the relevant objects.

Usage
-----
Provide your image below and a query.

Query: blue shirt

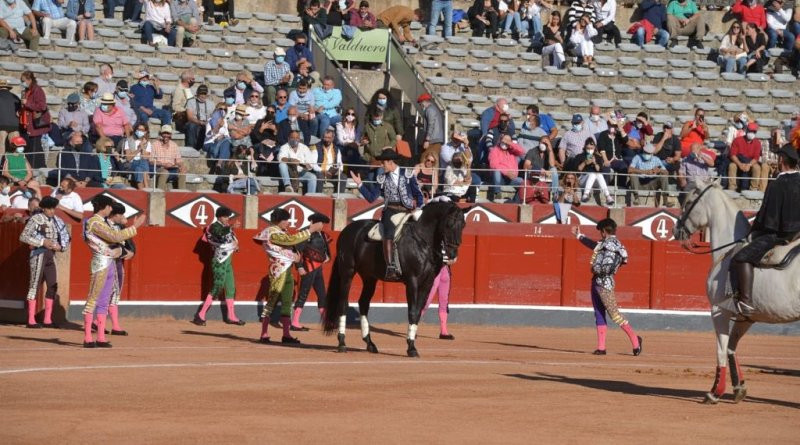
[538,113,556,135]
[32,0,65,19]
[631,154,666,178]
[288,90,315,114]
[273,102,289,123]
[130,82,163,110]
[0,0,32,33]
[312,87,342,118]
[285,45,314,74]
[639,0,667,29]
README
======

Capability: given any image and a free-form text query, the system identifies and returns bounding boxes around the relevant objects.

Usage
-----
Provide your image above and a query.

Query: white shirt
[0,192,10,208]
[278,142,314,173]
[245,105,267,125]
[767,8,792,32]
[594,0,616,26]
[10,191,28,209]
[51,189,84,213]
[124,139,153,161]
[145,0,173,25]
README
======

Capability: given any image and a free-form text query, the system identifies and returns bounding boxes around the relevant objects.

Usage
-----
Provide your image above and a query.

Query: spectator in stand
[286,32,315,75]
[130,70,171,126]
[95,136,126,188]
[123,0,144,23]
[622,112,653,154]
[414,150,439,200]
[519,113,547,156]
[185,84,212,150]
[245,91,266,125]
[66,0,95,41]
[652,121,682,173]
[719,21,747,73]
[171,71,195,120]
[443,152,474,202]
[743,21,769,73]
[666,0,706,48]
[426,0,452,38]
[264,48,293,106]
[501,0,526,38]
[488,134,524,202]
[349,0,376,29]
[122,122,152,189]
[114,80,137,129]
[204,102,232,172]
[732,0,767,30]
[418,93,444,155]
[3,137,41,196]
[202,0,237,26]
[365,89,402,145]
[528,104,557,140]
[288,79,317,145]
[228,105,252,149]
[50,131,103,187]
[0,0,40,50]
[141,0,176,47]
[93,93,132,147]
[572,138,614,206]
[571,13,598,68]
[0,79,20,155]
[628,142,670,206]
[596,113,629,176]
[249,104,278,177]
[440,132,481,200]
[50,177,84,219]
[278,129,317,194]
[785,32,800,75]
[103,0,122,19]
[378,6,420,45]
[224,70,263,107]
[485,112,515,163]
[765,0,798,50]
[728,122,770,192]
[326,0,348,26]
[313,76,342,139]
[19,71,49,169]
[587,105,608,138]
[277,105,301,147]
[152,125,186,190]
[222,146,259,194]
[468,0,499,38]
[361,109,396,166]
[678,142,714,194]
[542,9,566,68]
[335,106,362,170]
[563,0,596,39]
[273,88,290,123]
[522,135,559,194]
[593,0,621,46]
[80,81,98,116]
[32,0,76,42]
[301,0,327,35]
[57,93,90,143]
[315,126,344,193]
[558,114,595,167]
[94,63,116,97]
[289,60,316,90]
[680,107,708,157]
[630,0,669,47]
[521,0,549,41]
[473,98,512,164]
[725,112,750,148]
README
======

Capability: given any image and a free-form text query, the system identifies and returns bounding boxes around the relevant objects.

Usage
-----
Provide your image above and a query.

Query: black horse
[322,200,470,357]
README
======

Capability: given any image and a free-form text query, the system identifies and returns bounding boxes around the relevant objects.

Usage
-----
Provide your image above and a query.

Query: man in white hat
[151,125,187,190]
[264,47,293,106]
[627,142,670,206]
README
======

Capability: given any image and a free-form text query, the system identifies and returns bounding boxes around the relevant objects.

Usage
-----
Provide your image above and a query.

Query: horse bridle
[676,182,745,255]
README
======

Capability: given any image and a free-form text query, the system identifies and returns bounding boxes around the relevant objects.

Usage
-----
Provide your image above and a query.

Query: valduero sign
[321,27,389,64]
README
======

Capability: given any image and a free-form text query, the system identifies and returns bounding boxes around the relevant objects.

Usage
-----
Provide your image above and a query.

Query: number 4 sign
[631,211,678,241]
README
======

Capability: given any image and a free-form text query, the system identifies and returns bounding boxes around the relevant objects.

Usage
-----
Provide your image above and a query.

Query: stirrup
[735,300,755,318]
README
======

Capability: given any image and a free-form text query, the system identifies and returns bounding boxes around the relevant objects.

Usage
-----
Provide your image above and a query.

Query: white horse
[673,179,800,404]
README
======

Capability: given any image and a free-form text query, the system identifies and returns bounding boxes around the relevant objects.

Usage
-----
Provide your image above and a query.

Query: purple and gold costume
[83,214,137,316]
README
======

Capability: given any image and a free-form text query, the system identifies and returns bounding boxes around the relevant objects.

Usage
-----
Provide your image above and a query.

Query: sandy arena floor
[0,318,798,444]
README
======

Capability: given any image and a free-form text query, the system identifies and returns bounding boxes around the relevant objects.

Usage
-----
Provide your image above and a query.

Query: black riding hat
[215,206,233,218]
[309,212,330,224]
[776,143,799,162]
[270,208,291,224]
[374,148,401,161]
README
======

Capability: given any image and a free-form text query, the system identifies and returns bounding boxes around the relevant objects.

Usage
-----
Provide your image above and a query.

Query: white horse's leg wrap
[360,316,370,338]
[338,315,346,335]
[407,324,418,341]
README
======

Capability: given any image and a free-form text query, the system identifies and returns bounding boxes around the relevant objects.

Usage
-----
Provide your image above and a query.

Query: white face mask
[746,132,756,141]
[501,104,509,113]
[642,153,652,161]
[16,146,24,153]
[500,143,508,150]
[573,124,582,132]
[289,115,297,122]
[345,114,355,122]
[539,145,547,152]
[590,114,600,122]
[1,186,9,195]
[585,149,594,156]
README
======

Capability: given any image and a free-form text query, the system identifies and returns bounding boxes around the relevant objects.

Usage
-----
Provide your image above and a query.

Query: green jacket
[363,121,397,162]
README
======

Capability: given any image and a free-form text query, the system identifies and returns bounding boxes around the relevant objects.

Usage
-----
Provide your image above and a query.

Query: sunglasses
[104,145,114,149]
[346,112,355,116]
[250,95,260,98]
[277,96,287,99]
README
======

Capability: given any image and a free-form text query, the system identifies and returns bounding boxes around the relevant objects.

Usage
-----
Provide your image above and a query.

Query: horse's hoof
[733,384,747,403]
[703,392,720,405]
[407,348,419,358]
[366,342,379,354]
[337,345,347,353]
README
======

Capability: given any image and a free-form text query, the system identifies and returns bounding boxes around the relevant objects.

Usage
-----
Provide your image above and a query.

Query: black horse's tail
[322,253,344,335]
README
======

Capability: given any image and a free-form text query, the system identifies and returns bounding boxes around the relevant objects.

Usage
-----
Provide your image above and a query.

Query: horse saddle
[366,210,423,242]
[758,237,800,270]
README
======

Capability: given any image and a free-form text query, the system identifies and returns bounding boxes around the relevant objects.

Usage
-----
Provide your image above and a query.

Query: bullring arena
[2,0,800,442]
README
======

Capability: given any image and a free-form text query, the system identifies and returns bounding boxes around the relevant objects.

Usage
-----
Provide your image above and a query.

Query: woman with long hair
[718,21,747,73]
[542,10,566,68]
[743,21,769,73]
[414,149,439,201]
[569,13,598,69]
[123,122,153,189]
[19,71,50,169]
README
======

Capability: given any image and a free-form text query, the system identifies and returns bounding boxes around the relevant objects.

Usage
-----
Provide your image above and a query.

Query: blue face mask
[237,81,247,90]
[100,104,111,112]
[225,97,235,106]
[135,130,146,138]
[377,98,387,107]
[140,80,150,87]
[572,124,582,132]
[275,55,285,64]
[372,119,382,126]
[117,91,128,99]
[642,153,652,161]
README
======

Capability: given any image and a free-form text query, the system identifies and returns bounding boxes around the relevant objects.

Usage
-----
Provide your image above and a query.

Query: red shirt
[680,122,707,156]
[729,136,762,161]
[731,0,767,29]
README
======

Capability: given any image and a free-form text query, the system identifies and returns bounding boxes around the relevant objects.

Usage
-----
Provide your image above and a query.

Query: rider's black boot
[382,239,400,280]
[734,261,755,316]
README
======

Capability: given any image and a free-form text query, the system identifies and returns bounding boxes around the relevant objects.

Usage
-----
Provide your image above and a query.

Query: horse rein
[676,183,745,255]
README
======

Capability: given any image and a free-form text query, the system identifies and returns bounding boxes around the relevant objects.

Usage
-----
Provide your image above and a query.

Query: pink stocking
[225,299,239,322]
[292,307,303,328]
[260,316,270,339]
[596,325,607,351]
[83,313,94,343]
[281,316,291,338]
[43,299,54,325]
[620,323,639,348]
[27,300,37,325]
[108,305,122,331]
[197,294,214,320]
[95,314,108,342]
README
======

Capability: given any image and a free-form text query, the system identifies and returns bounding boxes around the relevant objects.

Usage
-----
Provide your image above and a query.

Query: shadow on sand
[5,335,83,347]
[744,364,800,378]
[504,372,800,409]
[180,329,341,352]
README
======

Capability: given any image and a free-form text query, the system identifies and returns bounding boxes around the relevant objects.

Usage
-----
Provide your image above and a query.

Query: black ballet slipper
[290,325,309,331]
[259,337,271,344]
[282,336,301,345]
[83,341,96,348]
[224,319,246,326]
[96,341,113,348]
[439,334,455,340]
[592,349,607,355]
[26,323,42,329]
[633,336,643,356]
[191,315,206,326]
[110,329,128,336]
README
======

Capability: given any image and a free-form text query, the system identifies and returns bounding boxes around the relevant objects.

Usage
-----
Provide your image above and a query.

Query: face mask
[585,149,594,157]
[276,55,285,64]
[289,115,298,123]
[734,121,744,129]
[235,114,244,121]
[502,104,509,113]
[590,114,600,122]
[1,186,9,195]
[237,81,247,90]
[67,104,78,112]
[323,139,333,146]
[345,114,355,122]
[117,91,128,99]
[140,80,150,87]
[746,132,756,141]
[635,121,644,129]
[21,81,29,89]
[225,97,235,106]
[539,145,547,152]
[289,140,299,147]
[91,92,98,99]
[295,44,305,52]
[16,146,24,153]
[135,130,146,138]
[572,124,582,132]
[100,104,111,112]
[372,119,382,125]
[500,143,508,150]
[377,98,387,107]
[499,121,509,129]
[339,0,346,9]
